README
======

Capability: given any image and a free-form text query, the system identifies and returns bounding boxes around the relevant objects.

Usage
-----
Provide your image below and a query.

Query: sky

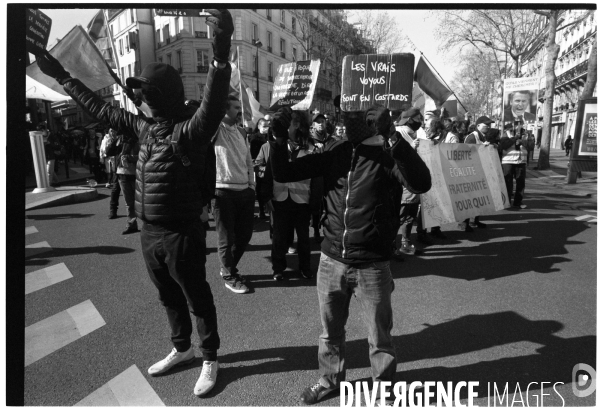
[39,6,460,86]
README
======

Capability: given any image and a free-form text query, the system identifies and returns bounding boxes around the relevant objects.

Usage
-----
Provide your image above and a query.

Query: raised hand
[205,9,233,63]
[36,50,71,84]
[272,107,293,143]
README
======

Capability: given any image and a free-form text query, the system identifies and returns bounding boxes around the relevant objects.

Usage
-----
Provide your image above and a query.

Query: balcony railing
[556,60,588,87]
[197,65,209,73]
[280,52,286,58]
[195,31,207,38]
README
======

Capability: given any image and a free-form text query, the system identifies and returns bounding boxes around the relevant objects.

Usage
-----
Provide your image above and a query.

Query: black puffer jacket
[60,63,231,223]
[272,132,431,263]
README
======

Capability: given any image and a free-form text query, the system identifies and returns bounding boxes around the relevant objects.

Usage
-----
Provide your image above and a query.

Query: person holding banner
[36,9,234,397]
[270,104,431,405]
[499,122,530,210]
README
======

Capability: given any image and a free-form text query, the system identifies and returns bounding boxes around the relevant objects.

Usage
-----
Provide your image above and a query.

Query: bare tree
[581,35,597,99]
[348,10,406,54]
[533,9,591,170]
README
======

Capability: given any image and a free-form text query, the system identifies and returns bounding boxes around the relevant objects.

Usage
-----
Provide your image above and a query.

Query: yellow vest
[273,143,312,204]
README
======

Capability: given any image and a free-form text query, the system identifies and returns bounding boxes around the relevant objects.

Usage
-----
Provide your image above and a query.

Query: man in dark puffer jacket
[270,105,432,405]
[36,9,233,398]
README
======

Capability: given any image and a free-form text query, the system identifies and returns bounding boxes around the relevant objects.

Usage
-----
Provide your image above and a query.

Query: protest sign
[418,140,510,229]
[340,53,414,112]
[155,9,210,17]
[269,60,321,111]
[502,77,540,125]
[26,9,52,56]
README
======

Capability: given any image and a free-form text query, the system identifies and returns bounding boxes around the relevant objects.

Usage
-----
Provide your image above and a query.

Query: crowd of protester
[32,7,540,405]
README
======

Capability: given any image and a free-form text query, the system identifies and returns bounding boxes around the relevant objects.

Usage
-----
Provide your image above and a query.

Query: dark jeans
[255,176,266,215]
[141,220,219,360]
[502,163,526,207]
[316,254,396,389]
[271,202,311,273]
[110,175,136,220]
[212,188,255,277]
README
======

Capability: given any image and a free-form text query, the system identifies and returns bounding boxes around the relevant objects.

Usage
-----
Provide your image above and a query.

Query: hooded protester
[269,104,431,405]
[36,9,234,397]
[310,112,333,151]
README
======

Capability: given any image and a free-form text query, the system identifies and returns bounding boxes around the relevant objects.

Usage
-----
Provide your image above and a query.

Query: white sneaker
[194,360,219,396]
[148,347,195,376]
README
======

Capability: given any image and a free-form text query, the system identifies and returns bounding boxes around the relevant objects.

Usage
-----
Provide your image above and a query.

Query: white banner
[418,140,510,228]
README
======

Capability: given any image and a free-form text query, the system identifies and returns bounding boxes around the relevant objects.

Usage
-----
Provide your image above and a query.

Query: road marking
[575,215,595,221]
[75,365,165,406]
[26,263,73,295]
[25,300,105,366]
[70,167,91,174]
[25,226,38,235]
[25,241,51,258]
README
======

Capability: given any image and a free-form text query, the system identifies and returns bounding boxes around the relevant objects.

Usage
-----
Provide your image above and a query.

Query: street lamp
[253,39,262,101]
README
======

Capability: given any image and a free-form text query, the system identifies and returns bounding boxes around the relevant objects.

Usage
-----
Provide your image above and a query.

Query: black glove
[37,50,71,84]
[272,107,293,141]
[123,86,142,107]
[205,9,233,64]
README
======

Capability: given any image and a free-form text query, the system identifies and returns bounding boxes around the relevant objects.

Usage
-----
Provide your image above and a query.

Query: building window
[253,55,258,76]
[268,61,273,80]
[197,83,205,100]
[156,29,161,44]
[267,31,272,52]
[164,24,170,43]
[292,17,296,34]
[292,47,297,61]
[121,67,126,83]
[177,50,182,71]
[125,33,130,53]
[166,53,172,66]
[269,91,273,103]
[252,23,258,42]
[158,56,163,63]
[280,10,285,26]
[196,49,209,72]
[280,38,286,58]
[118,38,123,55]
[266,9,272,20]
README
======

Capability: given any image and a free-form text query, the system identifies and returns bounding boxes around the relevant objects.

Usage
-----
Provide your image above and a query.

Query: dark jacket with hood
[59,62,231,223]
[271,108,432,264]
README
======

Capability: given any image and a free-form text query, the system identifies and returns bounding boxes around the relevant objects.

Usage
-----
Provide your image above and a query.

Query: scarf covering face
[343,111,374,144]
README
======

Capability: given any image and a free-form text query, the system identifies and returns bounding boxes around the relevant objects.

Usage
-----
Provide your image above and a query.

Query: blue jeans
[316,254,396,389]
[212,188,255,277]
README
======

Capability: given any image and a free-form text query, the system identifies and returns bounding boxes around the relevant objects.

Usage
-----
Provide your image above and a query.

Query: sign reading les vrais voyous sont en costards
[340,53,414,112]
[26,9,52,56]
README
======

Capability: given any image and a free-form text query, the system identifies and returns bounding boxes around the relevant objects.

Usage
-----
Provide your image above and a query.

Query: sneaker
[512,204,527,209]
[430,229,447,239]
[122,220,139,234]
[300,269,313,279]
[273,272,284,281]
[148,347,195,376]
[194,361,219,397]
[287,246,297,254]
[223,275,249,294]
[108,210,117,219]
[300,382,335,405]
[397,242,416,255]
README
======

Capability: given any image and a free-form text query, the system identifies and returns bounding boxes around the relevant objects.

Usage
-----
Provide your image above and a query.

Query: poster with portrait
[575,100,597,157]
[502,77,539,126]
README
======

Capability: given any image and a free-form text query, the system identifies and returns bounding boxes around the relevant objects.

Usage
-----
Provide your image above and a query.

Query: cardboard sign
[502,77,540,125]
[269,60,321,111]
[418,140,510,229]
[155,9,210,17]
[26,9,52,56]
[340,53,414,112]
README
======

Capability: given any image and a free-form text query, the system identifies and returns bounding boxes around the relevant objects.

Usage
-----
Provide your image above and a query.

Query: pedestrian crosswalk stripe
[75,365,165,406]
[70,167,90,174]
[25,300,106,366]
[25,241,51,258]
[25,226,38,235]
[26,263,73,295]
[575,215,595,221]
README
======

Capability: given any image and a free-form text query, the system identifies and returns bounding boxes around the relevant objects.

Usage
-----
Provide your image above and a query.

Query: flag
[26,25,117,97]
[414,57,452,107]
[87,10,116,69]
[230,48,265,128]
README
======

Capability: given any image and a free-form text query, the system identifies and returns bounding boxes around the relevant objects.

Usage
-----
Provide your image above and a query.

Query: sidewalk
[526,147,597,198]
[25,160,103,211]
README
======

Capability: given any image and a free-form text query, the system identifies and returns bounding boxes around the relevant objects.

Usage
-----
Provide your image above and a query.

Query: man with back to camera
[504,90,536,123]
[36,9,234,397]
[269,105,431,405]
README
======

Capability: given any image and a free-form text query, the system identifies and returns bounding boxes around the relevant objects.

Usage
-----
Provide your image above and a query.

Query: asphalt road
[23,178,597,407]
